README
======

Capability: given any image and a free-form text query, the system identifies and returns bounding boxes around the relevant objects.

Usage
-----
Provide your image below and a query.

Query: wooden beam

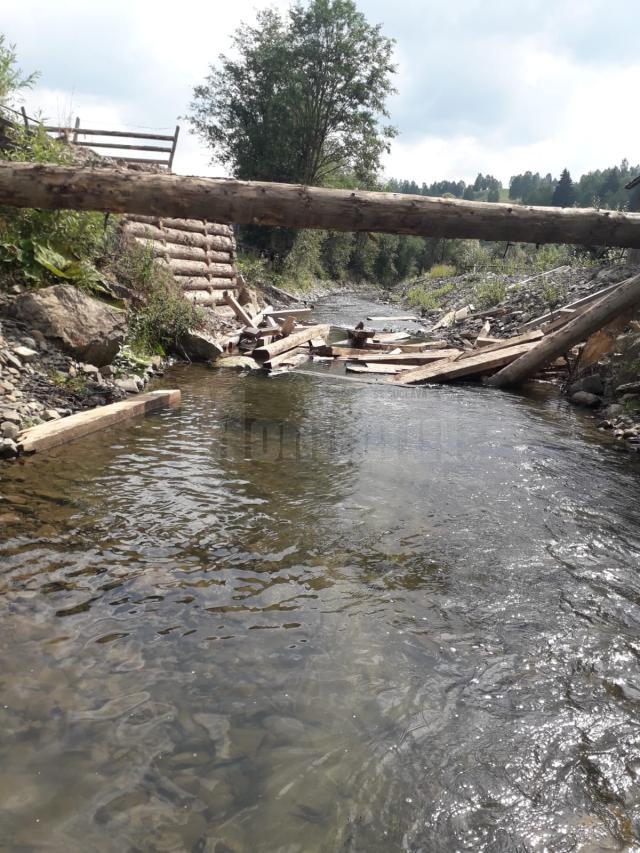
[459,329,544,358]
[18,390,181,454]
[223,291,254,326]
[44,126,176,141]
[487,272,640,387]
[346,349,460,365]
[391,342,537,385]
[2,163,640,248]
[253,324,330,361]
[366,314,418,322]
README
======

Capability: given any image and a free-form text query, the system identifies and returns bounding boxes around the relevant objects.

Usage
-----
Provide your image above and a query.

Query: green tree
[552,168,576,207]
[0,35,38,108]
[189,0,396,188]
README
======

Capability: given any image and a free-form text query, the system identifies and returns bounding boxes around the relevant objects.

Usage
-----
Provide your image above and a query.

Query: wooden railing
[0,105,180,170]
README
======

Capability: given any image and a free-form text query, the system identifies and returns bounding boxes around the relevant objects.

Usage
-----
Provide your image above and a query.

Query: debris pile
[214,294,330,373]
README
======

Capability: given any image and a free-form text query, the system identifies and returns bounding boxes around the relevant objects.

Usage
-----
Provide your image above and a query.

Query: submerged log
[4,162,640,248]
[487,272,640,387]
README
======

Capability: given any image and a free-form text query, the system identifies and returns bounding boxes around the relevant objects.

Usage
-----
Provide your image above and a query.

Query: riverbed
[1,294,640,851]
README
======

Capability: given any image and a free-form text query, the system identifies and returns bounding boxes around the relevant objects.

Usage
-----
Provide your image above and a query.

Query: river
[1,293,640,852]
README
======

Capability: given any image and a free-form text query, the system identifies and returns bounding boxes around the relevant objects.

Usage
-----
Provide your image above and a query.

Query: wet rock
[0,438,18,459]
[569,374,604,397]
[115,377,140,394]
[179,329,224,361]
[570,391,602,407]
[1,421,19,440]
[605,404,625,419]
[11,284,126,366]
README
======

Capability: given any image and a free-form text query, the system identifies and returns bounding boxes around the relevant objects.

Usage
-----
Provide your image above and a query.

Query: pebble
[115,377,141,394]
[12,345,38,363]
[0,438,18,459]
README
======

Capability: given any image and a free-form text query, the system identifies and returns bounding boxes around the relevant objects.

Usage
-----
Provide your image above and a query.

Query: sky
[3,0,639,186]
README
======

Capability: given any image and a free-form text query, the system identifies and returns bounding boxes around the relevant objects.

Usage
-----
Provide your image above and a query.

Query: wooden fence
[1,105,180,170]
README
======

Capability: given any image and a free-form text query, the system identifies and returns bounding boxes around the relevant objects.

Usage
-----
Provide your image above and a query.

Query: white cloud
[4,0,639,187]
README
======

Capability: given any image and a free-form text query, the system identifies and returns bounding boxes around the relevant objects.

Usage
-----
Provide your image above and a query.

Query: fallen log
[4,163,640,248]
[391,342,537,385]
[253,324,330,361]
[487,272,640,387]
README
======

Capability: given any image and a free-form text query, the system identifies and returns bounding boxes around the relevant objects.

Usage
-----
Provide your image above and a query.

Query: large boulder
[178,329,224,361]
[11,285,126,366]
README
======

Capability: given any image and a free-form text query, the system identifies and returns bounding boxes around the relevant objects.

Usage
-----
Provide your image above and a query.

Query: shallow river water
[1,294,640,852]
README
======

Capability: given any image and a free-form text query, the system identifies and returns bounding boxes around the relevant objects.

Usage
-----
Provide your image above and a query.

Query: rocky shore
[0,285,165,459]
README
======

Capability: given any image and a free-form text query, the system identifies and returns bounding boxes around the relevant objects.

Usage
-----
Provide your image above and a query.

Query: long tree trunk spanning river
[1,294,640,851]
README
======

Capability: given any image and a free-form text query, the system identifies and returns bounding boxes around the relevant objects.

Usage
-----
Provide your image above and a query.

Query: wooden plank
[264,307,312,319]
[362,340,449,352]
[18,390,181,454]
[391,342,536,385]
[346,349,461,365]
[460,329,544,359]
[168,124,180,172]
[253,324,330,361]
[223,291,254,326]
[74,140,172,153]
[519,281,624,331]
[44,126,175,141]
[345,363,415,375]
[264,347,310,369]
[366,314,418,322]
[372,331,411,343]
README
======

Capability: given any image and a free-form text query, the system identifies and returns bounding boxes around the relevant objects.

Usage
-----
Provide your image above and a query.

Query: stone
[29,329,46,348]
[100,364,113,378]
[569,374,604,397]
[68,365,77,378]
[617,381,640,394]
[0,409,20,424]
[178,329,224,361]
[12,345,38,363]
[1,422,19,440]
[115,378,140,394]
[20,337,38,350]
[0,439,18,459]
[81,363,101,376]
[43,409,61,421]
[3,352,22,370]
[215,355,260,370]
[11,284,126,366]
[605,404,625,419]
[570,391,602,408]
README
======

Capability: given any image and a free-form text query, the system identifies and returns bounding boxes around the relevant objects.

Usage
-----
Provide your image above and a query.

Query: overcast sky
[4,0,639,186]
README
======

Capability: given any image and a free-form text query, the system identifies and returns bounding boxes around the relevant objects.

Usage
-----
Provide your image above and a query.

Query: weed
[428,263,456,279]
[406,282,455,311]
[472,279,507,310]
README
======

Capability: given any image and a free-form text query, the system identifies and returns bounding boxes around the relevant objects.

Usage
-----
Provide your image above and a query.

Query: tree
[552,168,576,207]
[0,35,38,108]
[189,0,396,188]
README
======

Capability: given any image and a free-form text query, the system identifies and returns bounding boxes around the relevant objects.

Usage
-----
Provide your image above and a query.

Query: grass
[406,282,455,311]
[427,263,456,279]
[472,279,507,310]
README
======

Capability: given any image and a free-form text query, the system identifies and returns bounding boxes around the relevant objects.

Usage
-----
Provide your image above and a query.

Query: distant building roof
[625,175,640,190]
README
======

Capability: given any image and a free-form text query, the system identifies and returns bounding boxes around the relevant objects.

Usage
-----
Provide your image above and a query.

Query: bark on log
[175,276,238,290]
[253,324,330,361]
[165,259,210,276]
[3,162,640,248]
[125,221,234,251]
[487,272,640,387]
[186,291,228,306]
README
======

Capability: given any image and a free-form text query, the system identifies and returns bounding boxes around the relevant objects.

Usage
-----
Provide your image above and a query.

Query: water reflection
[1,347,640,851]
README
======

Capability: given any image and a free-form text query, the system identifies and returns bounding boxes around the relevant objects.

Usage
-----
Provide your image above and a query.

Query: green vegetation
[472,278,507,310]
[428,263,456,279]
[406,282,454,311]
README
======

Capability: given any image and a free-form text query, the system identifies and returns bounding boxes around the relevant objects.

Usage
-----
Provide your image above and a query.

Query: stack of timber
[122,214,239,311]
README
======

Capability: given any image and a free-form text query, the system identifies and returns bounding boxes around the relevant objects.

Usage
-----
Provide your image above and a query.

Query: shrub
[540,278,568,311]
[406,282,454,311]
[472,278,507,309]
[428,263,456,279]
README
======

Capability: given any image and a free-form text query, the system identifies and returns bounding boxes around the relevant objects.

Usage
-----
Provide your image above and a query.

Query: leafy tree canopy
[189,0,396,188]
